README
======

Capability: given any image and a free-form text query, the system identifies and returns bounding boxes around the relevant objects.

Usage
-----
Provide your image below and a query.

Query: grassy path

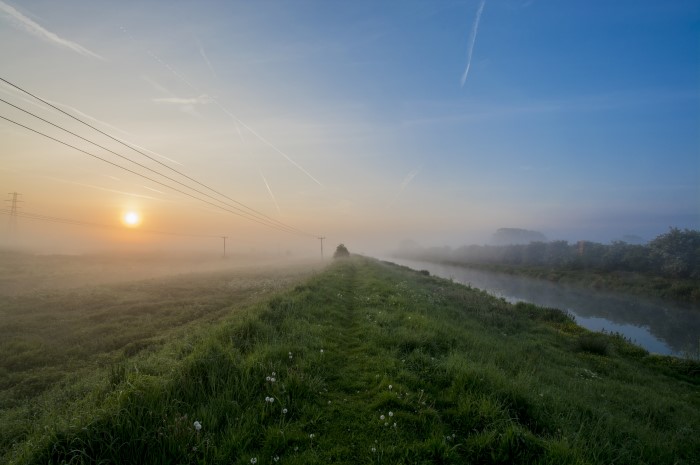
[6,257,699,464]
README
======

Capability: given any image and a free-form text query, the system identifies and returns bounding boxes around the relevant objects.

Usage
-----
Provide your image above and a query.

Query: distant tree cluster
[333,244,350,259]
[491,228,547,245]
[395,228,700,280]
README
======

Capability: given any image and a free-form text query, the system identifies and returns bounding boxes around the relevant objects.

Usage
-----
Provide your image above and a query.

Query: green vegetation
[333,244,350,259]
[395,228,700,303]
[3,257,699,464]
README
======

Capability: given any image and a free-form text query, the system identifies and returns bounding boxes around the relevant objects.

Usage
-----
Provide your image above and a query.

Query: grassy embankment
[440,260,700,305]
[3,256,699,464]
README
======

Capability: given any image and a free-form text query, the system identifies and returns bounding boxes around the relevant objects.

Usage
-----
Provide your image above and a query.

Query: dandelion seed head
[380,414,385,420]
[388,411,393,417]
[266,376,271,381]
[282,408,288,414]
[250,458,257,464]
[309,433,315,439]
[371,447,376,452]
[193,421,202,431]
[388,385,393,390]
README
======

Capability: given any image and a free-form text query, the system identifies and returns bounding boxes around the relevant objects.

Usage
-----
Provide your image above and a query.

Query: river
[383,258,699,357]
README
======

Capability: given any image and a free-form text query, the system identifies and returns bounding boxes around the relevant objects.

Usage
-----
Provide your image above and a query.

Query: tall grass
[3,257,698,464]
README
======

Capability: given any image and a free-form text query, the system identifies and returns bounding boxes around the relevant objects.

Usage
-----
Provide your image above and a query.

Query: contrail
[0,0,104,60]
[387,166,422,208]
[460,0,486,87]
[197,38,218,79]
[260,171,282,215]
[216,101,324,187]
[123,27,323,187]
[140,185,166,194]
[400,168,421,190]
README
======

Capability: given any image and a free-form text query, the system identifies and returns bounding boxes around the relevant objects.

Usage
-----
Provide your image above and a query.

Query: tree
[333,244,350,259]
[492,228,547,245]
[649,228,700,278]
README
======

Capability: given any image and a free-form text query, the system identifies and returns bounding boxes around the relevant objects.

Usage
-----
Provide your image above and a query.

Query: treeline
[395,228,700,280]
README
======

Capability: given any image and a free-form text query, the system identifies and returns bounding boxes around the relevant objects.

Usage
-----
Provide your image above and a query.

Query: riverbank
[424,260,700,306]
[4,256,698,464]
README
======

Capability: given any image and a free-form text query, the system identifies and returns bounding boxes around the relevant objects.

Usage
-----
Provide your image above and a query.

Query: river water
[383,258,699,357]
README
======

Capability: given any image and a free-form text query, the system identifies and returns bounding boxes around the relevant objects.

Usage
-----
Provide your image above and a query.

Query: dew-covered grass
[2,256,698,464]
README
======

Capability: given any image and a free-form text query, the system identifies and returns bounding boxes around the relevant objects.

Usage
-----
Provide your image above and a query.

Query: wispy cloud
[116,139,185,167]
[40,175,165,201]
[152,95,213,105]
[130,32,323,187]
[48,100,132,137]
[460,0,486,87]
[0,0,104,60]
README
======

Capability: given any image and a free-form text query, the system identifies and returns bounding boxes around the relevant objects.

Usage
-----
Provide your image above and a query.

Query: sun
[123,211,141,227]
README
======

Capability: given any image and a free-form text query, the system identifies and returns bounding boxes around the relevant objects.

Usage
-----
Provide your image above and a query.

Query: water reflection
[385,258,699,357]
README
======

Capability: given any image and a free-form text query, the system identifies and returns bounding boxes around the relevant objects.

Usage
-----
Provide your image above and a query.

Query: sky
[0,0,698,255]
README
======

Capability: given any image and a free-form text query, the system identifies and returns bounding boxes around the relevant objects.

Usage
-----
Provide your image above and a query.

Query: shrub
[333,244,350,258]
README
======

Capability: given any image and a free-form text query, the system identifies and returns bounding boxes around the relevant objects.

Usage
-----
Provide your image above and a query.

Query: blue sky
[0,0,698,253]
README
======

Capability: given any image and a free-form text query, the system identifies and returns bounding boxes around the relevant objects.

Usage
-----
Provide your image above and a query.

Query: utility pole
[221,236,228,258]
[318,236,326,260]
[5,192,22,235]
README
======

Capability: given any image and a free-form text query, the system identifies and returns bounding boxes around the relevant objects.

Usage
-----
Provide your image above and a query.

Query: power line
[0,77,315,237]
[0,97,306,235]
[5,192,22,234]
[0,114,310,236]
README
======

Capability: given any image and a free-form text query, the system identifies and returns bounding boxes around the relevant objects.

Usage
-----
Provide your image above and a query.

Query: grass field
[2,255,698,464]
